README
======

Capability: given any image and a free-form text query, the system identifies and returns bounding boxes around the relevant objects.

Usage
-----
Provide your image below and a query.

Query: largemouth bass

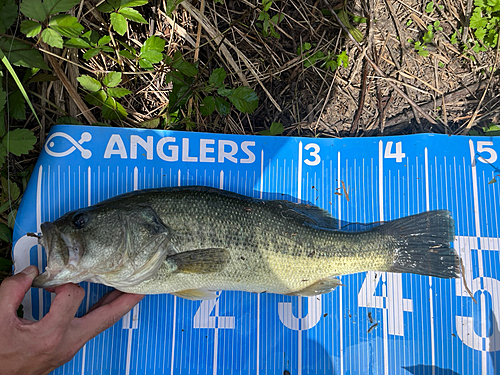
[32,186,459,300]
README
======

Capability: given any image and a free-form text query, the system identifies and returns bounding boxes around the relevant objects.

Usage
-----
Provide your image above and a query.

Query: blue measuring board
[12,125,500,375]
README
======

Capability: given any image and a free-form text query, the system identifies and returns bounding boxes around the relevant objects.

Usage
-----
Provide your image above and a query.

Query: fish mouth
[32,222,61,288]
[32,223,88,288]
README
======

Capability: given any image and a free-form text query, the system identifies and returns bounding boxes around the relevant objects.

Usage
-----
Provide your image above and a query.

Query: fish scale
[33,187,460,300]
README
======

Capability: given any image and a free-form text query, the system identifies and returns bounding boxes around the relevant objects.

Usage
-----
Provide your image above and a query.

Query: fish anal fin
[172,288,218,300]
[166,248,230,274]
[287,276,343,296]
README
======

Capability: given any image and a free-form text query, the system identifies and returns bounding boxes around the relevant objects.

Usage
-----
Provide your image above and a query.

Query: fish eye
[72,212,89,229]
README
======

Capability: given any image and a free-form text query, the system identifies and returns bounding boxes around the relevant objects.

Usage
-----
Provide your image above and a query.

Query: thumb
[0,265,39,318]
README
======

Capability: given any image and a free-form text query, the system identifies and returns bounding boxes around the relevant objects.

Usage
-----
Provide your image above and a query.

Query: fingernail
[21,265,39,276]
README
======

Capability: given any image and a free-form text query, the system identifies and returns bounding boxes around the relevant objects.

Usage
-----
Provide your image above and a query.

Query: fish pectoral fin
[172,288,218,300]
[166,248,230,274]
[287,276,343,296]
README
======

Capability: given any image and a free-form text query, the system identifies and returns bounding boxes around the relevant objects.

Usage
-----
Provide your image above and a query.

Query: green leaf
[259,121,284,135]
[141,35,165,53]
[98,35,112,46]
[470,9,488,28]
[8,90,26,120]
[200,96,215,116]
[165,0,181,14]
[138,59,153,69]
[82,30,100,45]
[119,7,147,23]
[262,0,272,11]
[271,13,284,24]
[107,87,131,98]
[20,0,46,22]
[217,87,233,97]
[43,0,80,15]
[120,50,136,59]
[172,52,198,76]
[0,0,19,34]
[169,76,192,112]
[422,29,434,44]
[49,15,84,37]
[83,48,102,60]
[475,27,487,41]
[64,37,91,48]
[0,86,5,112]
[227,86,259,113]
[140,117,161,128]
[102,96,127,119]
[56,115,83,125]
[1,177,20,201]
[120,0,148,7]
[425,1,434,13]
[0,48,42,128]
[297,42,311,54]
[97,2,115,12]
[215,97,231,116]
[2,129,36,156]
[111,12,128,35]
[351,14,367,23]
[103,71,122,87]
[0,142,5,168]
[77,75,102,92]
[0,223,11,242]
[483,123,500,135]
[269,121,284,135]
[118,40,135,53]
[41,28,64,48]
[337,50,349,68]
[140,50,163,64]
[209,67,226,87]
[84,89,107,106]
[7,209,17,228]
[100,46,114,53]
[258,11,269,21]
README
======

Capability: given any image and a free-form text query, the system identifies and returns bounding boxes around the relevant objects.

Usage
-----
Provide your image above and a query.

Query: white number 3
[304,143,321,166]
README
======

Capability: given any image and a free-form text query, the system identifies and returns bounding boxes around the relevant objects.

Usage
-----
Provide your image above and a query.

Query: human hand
[0,265,144,375]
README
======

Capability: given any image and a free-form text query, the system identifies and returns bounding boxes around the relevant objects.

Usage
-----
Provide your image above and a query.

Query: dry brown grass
[22,0,499,138]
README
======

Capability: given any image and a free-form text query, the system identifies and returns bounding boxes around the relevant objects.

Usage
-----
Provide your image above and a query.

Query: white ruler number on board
[455,140,500,354]
[279,141,323,332]
[358,141,412,337]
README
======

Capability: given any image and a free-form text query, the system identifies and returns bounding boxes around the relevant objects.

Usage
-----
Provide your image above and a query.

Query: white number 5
[477,141,497,164]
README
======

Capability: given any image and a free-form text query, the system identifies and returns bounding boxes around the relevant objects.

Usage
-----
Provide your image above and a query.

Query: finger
[0,265,39,318]
[41,283,85,329]
[76,293,144,343]
[87,290,123,313]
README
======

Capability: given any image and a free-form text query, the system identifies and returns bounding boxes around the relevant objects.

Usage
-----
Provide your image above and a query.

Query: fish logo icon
[45,132,92,159]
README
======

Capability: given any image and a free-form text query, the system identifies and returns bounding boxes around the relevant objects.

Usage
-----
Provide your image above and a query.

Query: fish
[32,186,460,300]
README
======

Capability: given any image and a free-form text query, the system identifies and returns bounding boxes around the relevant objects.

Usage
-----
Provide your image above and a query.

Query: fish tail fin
[377,210,460,278]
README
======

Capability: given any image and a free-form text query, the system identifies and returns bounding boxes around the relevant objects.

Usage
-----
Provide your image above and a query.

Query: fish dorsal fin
[165,248,230,274]
[287,276,343,296]
[266,200,338,229]
[172,288,218,300]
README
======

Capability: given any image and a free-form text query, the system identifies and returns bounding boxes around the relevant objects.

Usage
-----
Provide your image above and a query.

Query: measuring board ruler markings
[12,126,500,375]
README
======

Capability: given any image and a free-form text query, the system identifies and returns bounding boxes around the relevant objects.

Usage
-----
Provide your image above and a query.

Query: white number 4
[358,272,413,336]
[384,141,405,163]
